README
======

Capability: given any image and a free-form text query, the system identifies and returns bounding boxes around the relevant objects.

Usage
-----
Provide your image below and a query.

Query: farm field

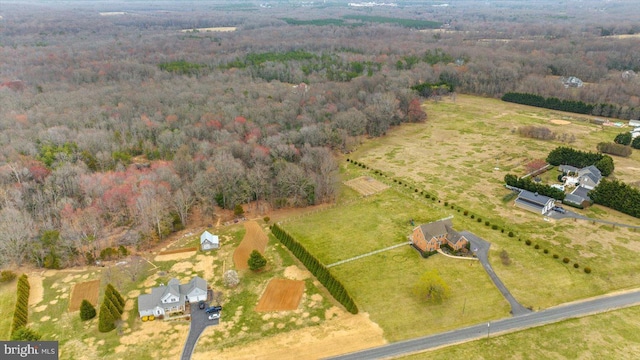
[68,279,100,312]
[255,278,305,311]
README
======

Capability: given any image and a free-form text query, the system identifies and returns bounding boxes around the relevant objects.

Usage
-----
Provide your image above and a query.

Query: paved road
[327,289,640,360]
[547,209,640,229]
[180,303,219,360]
[461,231,531,316]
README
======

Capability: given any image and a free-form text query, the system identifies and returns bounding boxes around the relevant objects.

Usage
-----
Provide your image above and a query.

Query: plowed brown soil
[233,221,269,269]
[68,279,100,311]
[255,279,305,312]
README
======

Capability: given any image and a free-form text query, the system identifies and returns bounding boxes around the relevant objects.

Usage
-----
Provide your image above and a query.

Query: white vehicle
[208,312,221,320]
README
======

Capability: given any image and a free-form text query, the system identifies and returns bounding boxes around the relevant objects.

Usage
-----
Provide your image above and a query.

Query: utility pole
[487,322,490,339]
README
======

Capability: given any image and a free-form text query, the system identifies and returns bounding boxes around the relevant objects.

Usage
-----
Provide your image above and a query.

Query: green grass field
[400,304,640,359]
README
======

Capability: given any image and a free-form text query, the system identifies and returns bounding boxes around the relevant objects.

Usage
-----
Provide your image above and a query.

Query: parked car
[208,312,221,320]
[205,305,222,314]
[553,206,566,214]
[198,301,206,310]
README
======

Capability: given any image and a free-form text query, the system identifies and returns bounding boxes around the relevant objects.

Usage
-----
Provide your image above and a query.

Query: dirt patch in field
[551,119,571,125]
[154,250,196,262]
[68,280,100,312]
[159,247,197,255]
[256,279,305,312]
[283,265,311,280]
[345,176,390,196]
[28,273,44,306]
[233,221,269,270]
[193,309,385,360]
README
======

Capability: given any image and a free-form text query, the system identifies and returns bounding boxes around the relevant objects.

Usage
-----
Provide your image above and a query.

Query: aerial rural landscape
[1,0,640,359]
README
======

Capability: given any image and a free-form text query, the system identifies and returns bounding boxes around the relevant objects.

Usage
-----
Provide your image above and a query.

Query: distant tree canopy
[546,146,614,176]
[502,93,594,114]
[158,60,207,75]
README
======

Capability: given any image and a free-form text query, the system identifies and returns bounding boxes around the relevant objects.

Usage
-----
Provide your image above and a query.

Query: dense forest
[1,0,639,268]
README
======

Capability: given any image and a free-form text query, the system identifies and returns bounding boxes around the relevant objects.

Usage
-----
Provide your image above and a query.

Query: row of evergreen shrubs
[349,159,594,274]
[11,274,31,337]
[271,224,358,314]
[521,239,591,273]
[98,283,125,332]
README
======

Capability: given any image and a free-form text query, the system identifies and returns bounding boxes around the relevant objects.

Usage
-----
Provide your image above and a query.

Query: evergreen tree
[10,327,41,341]
[248,250,267,271]
[98,303,116,332]
[80,299,97,321]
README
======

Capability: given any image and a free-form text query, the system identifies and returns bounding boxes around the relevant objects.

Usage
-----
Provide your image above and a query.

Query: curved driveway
[180,304,219,360]
[327,289,640,360]
[461,231,531,316]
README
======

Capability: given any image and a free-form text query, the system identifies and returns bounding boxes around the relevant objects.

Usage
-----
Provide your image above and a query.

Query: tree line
[271,224,358,314]
[546,147,614,176]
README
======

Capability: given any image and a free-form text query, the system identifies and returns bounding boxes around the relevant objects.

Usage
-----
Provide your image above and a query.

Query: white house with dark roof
[200,230,219,251]
[138,276,208,318]
[410,217,469,253]
[514,190,555,214]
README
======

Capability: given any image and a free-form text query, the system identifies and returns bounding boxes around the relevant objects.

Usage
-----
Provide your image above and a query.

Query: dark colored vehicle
[198,301,206,310]
[553,206,566,214]
[205,305,222,314]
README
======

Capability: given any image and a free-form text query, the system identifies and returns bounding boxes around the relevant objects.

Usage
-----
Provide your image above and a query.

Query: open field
[401,304,640,360]
[344,95,640,308]
[233,221,269,270]
[68,279,100,312]
[255,278,305,312]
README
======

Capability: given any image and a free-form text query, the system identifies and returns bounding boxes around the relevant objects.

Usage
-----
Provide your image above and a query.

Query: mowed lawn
[282,187,446,265]
[400,304,640,360]
[280,187,511,342]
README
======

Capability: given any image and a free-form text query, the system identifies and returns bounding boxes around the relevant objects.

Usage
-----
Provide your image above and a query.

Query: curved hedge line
[271,224,358,314]
[11,274,31,337]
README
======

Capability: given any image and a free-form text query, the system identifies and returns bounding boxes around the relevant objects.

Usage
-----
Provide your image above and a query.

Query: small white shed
[200,231,219,251]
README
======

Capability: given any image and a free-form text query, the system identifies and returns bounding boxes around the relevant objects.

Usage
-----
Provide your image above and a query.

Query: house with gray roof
[576,165,602,190]
[514,190,555,214]
[200,230,219,251]
[138,276,208,319]
[410,217,469,253]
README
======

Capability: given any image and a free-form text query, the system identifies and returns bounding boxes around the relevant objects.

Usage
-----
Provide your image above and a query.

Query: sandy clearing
[40,315,50,321]
[34,305,47,312]
[154,251,196,262]
[193,254,215,281]
[283,265,311,280]
[28,273,44,306]
[193,310,385,360]
[551,119,571,125]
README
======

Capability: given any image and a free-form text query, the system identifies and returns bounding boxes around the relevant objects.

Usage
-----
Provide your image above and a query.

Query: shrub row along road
[327,289,640,360]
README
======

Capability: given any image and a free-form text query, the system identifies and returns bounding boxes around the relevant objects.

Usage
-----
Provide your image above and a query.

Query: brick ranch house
[410,217,469,254]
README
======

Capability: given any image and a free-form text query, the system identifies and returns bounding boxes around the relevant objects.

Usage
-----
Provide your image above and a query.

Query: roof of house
[417,218,466,245]
[577,165,602,184]
[559,165,579,173]
[563,193,586,205]
[138,276,207,313]
[571,185,592,201]
[200,231,219,244]
[179,276,207,296]
[516,190,555,207]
